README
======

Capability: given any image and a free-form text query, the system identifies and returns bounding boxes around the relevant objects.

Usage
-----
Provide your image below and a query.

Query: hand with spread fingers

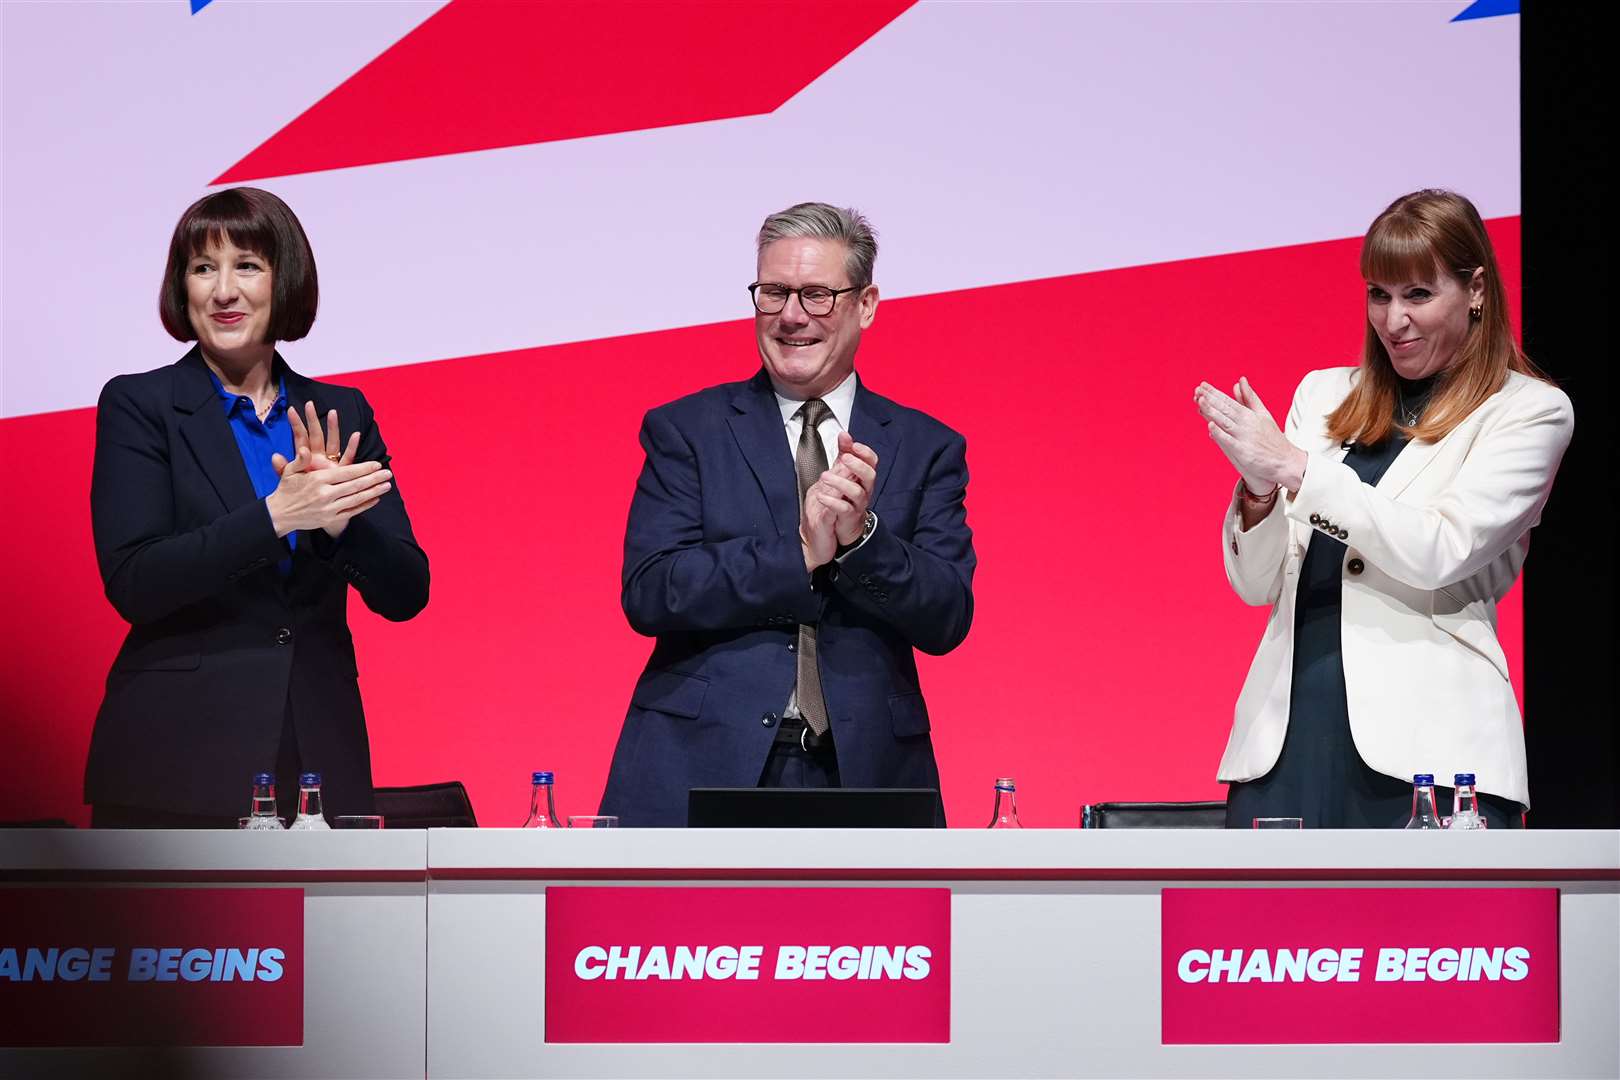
[265,445,392,540]
[1194,376,1307,495]
[272,401,372,538]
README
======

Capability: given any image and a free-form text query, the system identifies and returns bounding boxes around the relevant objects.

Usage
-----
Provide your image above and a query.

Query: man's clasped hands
[800,432,879,572]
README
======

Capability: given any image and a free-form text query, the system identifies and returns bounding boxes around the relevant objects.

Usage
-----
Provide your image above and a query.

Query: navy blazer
[599,369,975,826]
[84,348,429,818]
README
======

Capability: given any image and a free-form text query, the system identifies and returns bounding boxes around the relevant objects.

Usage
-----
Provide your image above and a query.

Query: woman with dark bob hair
[1194,189,1572,828]
[85,187,429,827]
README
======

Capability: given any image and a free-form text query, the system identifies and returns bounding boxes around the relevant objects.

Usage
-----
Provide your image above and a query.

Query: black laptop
[687,788,939,828]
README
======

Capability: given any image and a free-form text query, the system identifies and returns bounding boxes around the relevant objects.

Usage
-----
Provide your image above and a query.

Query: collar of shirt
[772,368,858,436]
[206,365,289,424]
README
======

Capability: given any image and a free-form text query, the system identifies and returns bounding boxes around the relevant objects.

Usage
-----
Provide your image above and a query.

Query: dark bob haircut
[159,187,318,343]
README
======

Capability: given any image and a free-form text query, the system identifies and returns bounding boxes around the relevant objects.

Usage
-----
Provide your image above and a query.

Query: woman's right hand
[264,447,392,538]
[1194,377,1306,495]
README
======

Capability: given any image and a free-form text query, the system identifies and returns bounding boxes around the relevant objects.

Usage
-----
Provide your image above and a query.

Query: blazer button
[275,627,293,645]
[787,641,796,653]
[1347,558,1365,575]
[761,712,777,727]
[1309,513,1321,525]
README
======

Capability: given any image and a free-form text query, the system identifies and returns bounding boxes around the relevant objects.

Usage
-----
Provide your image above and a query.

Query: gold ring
[326,453,341,462]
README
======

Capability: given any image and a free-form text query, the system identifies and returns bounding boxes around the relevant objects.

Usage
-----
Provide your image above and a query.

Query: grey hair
[755,202,878,289]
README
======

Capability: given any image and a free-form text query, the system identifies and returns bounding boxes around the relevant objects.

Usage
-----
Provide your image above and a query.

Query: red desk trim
[428,866,1620,882]
[0,869,428,884]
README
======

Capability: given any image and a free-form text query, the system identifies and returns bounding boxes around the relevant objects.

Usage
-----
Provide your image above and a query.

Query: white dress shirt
[772,368,859,470]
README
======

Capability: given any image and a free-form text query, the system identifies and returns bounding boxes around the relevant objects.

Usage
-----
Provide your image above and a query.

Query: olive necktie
[793,399,834,737]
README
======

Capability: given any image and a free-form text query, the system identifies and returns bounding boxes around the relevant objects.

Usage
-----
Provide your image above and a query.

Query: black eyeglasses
[748,282,861,317]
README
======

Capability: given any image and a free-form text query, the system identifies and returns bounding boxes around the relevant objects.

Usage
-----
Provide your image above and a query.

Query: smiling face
[186,236,275,366]
[754,237,878,399]
[1366,265,1483,380]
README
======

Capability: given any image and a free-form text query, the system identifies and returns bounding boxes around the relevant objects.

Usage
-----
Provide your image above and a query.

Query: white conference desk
[2,828,1617,1079]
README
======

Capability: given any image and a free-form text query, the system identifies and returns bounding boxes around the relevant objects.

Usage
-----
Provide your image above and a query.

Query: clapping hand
[1194,377,1306,495]
[800,433,879,570]
[280,402,360,475]
[267,402,389,540]
[821,432,878,545]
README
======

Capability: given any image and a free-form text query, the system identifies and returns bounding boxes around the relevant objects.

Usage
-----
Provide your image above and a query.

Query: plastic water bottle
[1404,774,1444,830]
[987,777,1022,829]
[522,771,560,828]
[244,772,284,830]
[289,772,331,831]
[1447,773,1487,830]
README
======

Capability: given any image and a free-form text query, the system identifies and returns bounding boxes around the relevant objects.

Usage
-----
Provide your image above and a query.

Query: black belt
[774,716,834,752]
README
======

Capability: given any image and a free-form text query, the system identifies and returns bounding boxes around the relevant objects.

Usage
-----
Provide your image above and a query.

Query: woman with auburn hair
[85,187,429,827]
[1193,189,1572,828]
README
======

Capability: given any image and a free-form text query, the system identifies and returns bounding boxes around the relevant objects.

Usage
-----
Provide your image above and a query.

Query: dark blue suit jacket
[85,348,429,817]
[599,369,975,826]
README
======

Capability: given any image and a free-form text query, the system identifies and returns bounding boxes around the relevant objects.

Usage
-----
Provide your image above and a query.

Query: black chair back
[372,782,478,828]
[1081,800,1225,828]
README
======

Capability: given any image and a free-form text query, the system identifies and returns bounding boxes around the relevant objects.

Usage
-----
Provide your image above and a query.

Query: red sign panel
[0,888,303,1047]
[545,886,950,1043]
[1162,887,1558,1044]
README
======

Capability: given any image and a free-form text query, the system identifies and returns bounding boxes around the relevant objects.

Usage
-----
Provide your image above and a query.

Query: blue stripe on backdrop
[1453,1,1520,23]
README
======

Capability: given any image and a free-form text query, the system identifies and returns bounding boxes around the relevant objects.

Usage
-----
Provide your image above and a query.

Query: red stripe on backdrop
[216,0,916,183]
[0,220,1523,828]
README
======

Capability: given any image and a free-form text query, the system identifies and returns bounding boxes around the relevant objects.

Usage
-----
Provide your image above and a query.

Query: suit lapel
[726,371,800,538]
[278,361,323,588]
[849,375,898,505]
[284,362,312,424]
[1376,413,1478,499]
[174,348,258,513]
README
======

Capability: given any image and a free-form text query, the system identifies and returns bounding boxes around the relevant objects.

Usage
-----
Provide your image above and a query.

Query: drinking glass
[238,815,285,830]
[333,815,385,829]
[1252,817,1304,829]
[567,815,619,829]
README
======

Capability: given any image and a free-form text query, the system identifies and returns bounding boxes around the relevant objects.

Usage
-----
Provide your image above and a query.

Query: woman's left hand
[1194,377,1308,494]
[273,402,364,538]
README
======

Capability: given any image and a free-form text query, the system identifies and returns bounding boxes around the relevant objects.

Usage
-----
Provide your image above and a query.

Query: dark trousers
[758,720,841,789]
[92,703,303,828]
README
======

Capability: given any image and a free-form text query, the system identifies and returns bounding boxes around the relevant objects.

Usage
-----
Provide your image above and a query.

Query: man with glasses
[600,202,976,826]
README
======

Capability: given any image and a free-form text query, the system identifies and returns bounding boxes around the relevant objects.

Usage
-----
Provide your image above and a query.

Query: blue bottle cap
[299,772,322,786]
[1413,774,1434,785]
[1455,773,1476,785]
[253,772,274,785]
[533,771,555,784]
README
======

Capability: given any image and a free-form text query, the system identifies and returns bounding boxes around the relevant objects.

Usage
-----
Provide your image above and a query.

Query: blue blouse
[206,367,296,574]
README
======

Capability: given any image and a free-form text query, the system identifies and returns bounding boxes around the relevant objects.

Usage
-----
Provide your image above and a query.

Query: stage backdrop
[0,1,1522,828]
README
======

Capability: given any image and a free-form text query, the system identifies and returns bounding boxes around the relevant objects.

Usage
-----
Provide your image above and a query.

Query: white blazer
[1219,366,1574,808]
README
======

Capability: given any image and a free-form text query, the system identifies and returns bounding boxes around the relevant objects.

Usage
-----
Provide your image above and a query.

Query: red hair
[1326,189,1547,445]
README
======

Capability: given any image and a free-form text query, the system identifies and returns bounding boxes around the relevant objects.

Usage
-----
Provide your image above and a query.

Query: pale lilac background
[2,1,1518,418]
